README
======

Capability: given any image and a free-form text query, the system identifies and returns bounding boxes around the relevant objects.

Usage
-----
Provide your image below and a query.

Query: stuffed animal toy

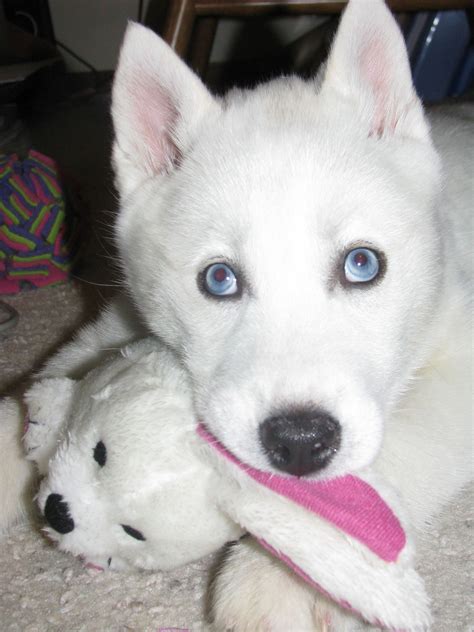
[24,338,431,631]
[24,338,241,571]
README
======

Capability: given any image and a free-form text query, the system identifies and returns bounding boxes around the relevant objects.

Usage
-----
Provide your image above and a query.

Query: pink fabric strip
[197,423,405,562]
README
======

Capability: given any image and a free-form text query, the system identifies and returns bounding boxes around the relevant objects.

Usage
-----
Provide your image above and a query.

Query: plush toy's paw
[23,378,76,474]
[0,398,36,533]
[209,537,359,632]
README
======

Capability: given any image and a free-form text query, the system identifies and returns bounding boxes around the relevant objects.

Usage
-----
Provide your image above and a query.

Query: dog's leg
[39,293,148,379]
[210,537,356,632]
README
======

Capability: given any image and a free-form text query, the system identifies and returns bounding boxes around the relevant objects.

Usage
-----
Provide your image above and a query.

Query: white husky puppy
[1,0,472,628]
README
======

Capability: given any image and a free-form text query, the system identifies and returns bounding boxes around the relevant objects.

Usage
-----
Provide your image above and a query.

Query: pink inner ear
[125,73,179,175]
[359,37,400,137]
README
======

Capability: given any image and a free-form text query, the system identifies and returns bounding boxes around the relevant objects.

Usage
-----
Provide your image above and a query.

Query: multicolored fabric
[0,150,79,294]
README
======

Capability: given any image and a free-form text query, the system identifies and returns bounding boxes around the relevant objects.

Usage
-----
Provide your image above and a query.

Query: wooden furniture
[161,0,473,77]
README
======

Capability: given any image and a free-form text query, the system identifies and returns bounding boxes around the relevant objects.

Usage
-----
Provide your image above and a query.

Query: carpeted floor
[0,282,472,631]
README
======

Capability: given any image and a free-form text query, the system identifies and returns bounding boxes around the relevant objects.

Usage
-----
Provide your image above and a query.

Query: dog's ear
[321,0,429,141]
[112,22,219,199]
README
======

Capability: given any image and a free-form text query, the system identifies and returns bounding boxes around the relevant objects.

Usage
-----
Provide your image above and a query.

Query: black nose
[44,493,75,534]
[259,409,341,476]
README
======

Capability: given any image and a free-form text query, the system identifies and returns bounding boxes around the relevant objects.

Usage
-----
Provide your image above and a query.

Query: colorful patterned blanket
[0,150,79,294]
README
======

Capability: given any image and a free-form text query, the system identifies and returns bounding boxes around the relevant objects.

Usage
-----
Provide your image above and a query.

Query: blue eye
[203,263,239,297]
[344,248,380,284]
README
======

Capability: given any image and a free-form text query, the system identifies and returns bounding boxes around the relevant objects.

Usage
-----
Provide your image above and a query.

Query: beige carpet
[0,282,472,631]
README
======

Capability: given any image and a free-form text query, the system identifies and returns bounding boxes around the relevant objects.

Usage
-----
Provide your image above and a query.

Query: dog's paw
[209,537,359,632]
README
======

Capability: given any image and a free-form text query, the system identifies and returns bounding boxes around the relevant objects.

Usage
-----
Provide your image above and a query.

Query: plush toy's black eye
[93,441,106,466]
[121,524,146,541]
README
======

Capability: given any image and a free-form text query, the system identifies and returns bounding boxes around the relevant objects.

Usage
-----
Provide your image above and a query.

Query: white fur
[210,537,356,632]
[0,0,472,628]
[37,294,149,380]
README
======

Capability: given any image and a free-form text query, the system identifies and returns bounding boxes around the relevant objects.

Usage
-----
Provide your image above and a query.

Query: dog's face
[112,0,442,478]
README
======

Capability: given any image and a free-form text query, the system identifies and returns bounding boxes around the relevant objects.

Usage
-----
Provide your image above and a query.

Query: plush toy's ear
[24,378,76,474]
[321,0,429,141]
[112,22,220,199]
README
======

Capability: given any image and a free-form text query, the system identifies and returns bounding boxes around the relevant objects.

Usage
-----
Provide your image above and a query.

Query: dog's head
[111,0,443,478]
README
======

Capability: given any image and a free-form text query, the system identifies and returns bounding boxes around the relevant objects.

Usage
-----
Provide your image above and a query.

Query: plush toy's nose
[44,493,75,534]
[259,409,341,476]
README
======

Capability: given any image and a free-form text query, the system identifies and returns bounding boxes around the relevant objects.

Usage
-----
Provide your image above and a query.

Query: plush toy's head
[24,339,240,571]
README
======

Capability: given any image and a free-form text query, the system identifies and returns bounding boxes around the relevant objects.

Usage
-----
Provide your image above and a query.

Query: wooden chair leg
[189,17,218,77]
[162,0,196,58]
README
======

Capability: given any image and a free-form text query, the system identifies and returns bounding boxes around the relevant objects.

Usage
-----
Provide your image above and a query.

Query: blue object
[450,47,474,96]
[409,11,471,102]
